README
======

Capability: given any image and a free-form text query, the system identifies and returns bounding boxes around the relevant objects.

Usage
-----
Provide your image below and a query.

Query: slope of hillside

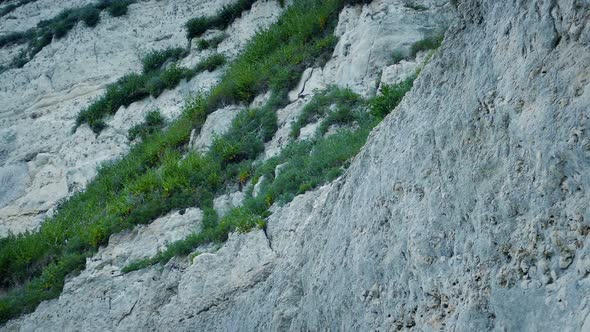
[2,0,589,330]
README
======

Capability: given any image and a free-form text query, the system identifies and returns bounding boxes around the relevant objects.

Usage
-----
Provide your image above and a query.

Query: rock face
[4,0,590,331]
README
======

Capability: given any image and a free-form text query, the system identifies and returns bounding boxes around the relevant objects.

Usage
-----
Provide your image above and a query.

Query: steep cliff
[2,0,590,330]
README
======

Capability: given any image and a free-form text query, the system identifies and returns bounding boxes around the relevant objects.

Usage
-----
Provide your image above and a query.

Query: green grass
[76,53,227,133]
[197,33,228,51]
[410,33,444,58]
[0,0,383,323]
[290,86,363,139]
[128,110,166,141]
[404,3,428,11]
[0,0,38,17]
[185,0,259,39]
[0,0,136,69]
[370,76,415,119]
[141,48,188,73]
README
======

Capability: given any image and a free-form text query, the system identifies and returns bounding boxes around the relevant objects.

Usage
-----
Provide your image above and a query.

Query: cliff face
[0,0,283,236]
[2,0,590,330]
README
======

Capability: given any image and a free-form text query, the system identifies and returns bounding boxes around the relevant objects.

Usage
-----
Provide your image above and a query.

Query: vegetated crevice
[0,0,418,324]
[0,0,136,70]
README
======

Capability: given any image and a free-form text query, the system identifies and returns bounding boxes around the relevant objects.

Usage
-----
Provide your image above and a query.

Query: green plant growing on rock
[410,33,444,58]
[128,110,166,141]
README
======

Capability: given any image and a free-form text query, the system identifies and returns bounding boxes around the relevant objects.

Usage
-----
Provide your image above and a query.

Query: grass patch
[141,48,188,73]
[76,53,227,133]
[370,76,415,119]
[0,0,136,69]
[185,0,258,40]
[197,33,228,51]
[404,2,428,11]
[410,33,444,58]
[290,86,363,139]
[128,110,166,141]
[0,0,379,323]
[0,0,38,17]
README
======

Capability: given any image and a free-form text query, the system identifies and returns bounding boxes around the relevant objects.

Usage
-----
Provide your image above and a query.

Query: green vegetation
[404,2,428,11]
[197,33,228,51]
[0,0,38,17]
[0,0,136,68]
[141,48,187,73]
[185,0,258,39]
[370,76,415,119]
[76,53,227,133]
[0,0,401,323]
[410,33,444,58]
[289,86,363,139]
[128,110,166,141]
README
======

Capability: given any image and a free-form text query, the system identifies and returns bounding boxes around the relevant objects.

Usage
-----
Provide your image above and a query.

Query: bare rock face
[4,0,590,331]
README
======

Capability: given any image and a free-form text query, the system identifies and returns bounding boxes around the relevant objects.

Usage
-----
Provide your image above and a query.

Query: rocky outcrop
[4,0,590,330]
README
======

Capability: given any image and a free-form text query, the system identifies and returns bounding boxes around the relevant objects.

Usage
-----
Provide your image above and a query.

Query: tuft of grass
[390,50,406,64]
[77,52,227,133]
[195,53,227,72]
[128,110,166,141]
[409,33,444,58]
[141,48,187,73]
[290,86,363,138]
[196,33,228,50]
[0,0,136,69]
[404,2,428,11]
[185,0,258,40]
[370,76,415,119]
